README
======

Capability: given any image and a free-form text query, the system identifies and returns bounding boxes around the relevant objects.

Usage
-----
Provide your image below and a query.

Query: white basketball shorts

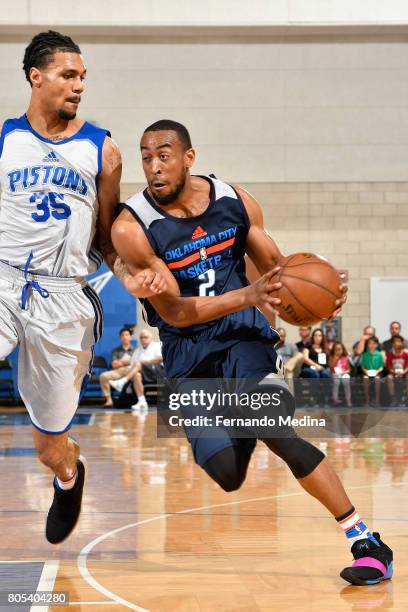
[0,260,103,433]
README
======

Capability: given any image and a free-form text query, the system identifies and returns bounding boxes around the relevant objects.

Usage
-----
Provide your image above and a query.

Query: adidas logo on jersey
[42,150,59,163]
[192,225,207,239]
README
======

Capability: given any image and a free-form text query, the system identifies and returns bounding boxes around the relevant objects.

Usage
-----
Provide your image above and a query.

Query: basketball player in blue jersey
[113,120,393,586]
[0,32,165,544]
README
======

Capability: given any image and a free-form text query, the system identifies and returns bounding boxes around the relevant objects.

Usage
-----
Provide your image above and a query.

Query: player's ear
[184,148,195,169]
[29,67,42,88]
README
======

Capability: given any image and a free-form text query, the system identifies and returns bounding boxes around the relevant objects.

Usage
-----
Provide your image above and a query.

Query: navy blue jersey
[124,175,278,344]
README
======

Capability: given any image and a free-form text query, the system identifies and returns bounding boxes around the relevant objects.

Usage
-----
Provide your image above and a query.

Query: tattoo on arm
[106,138,122,174]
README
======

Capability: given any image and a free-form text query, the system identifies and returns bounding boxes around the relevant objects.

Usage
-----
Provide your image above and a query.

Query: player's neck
[170,179,196,210]
[151,176,210,217]
[25,103,82,140]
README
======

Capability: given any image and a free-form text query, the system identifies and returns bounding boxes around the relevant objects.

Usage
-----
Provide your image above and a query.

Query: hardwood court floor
[0,408,407,611]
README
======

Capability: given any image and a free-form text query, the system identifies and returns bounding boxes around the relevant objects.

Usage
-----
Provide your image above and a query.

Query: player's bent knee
[203,461,246,492]
[203,447,249,492]
[266,436,325,479]
[217,468,245,492]
[210,469,245,492]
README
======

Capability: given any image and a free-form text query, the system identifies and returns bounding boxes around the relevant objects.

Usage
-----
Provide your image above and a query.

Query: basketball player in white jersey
[0,31,165,544]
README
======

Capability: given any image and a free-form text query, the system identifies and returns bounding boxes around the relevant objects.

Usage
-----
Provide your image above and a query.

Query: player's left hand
[124,268,167,297]
[328,284,348,320]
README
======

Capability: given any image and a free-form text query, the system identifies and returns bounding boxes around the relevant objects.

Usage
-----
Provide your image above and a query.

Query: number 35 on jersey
[30,191,71,222]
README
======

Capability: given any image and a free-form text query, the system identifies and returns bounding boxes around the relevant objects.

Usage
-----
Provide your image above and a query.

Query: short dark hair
[23,30,81,85]
[392,334,404,343]
[143,119,192,150]
[119,327,132,336]
[367,335,379,344]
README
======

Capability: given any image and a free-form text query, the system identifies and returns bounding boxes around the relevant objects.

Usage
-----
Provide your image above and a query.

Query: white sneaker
[131,398,148,413]
[109,377,127,392]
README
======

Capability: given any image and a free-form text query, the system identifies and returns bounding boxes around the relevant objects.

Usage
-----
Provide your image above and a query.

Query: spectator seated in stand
[386,334,408,407]
[329,342,352,408]
[301,329,331,380]
[354,325,376,358]
[276,327,297,364]
[276,327,298,392]
[301,328,331,406]
[284,325,312,383]
[349,342,362,378]
[99,327,134,407]
[109,329,163,412]
[381,321,408,354]
[361,336,384,407]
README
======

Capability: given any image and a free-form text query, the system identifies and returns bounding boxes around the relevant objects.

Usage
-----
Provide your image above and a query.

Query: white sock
[55,470,77,491]
[138,395,146,403]
[336,507,378,546]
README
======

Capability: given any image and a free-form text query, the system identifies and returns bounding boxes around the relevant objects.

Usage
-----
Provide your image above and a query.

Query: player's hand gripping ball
[271,253,346,325]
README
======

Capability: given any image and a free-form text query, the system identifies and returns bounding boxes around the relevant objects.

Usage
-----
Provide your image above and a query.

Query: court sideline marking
[77,481,404,610]
[33,560,59,612]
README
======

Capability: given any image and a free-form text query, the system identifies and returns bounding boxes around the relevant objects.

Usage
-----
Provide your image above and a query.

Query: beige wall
[2,0,408,27]
[1,37,408,183]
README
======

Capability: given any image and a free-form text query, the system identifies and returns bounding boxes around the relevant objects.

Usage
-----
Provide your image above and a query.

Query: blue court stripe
[0,561,46,597]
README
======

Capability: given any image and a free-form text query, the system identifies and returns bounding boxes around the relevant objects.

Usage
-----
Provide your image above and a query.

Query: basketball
[273,253,343,326]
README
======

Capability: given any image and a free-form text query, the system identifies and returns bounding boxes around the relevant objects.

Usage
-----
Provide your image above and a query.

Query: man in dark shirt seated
[381,321,408,354]
[99,328,135,406]
[296,325,312,352]
[285,325,312,383]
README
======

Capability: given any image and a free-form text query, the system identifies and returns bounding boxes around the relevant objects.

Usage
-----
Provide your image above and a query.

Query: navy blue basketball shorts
[162,332,287,467]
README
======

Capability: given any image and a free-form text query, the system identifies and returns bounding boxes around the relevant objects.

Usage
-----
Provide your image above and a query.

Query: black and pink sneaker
[340,532,393,586]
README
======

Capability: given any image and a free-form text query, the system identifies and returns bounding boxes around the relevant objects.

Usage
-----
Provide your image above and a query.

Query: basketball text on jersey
[165,225,237,279]
[7,164,88,195]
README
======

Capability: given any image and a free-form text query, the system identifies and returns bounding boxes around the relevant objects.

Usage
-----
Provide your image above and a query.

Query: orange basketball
[273,253,343,326]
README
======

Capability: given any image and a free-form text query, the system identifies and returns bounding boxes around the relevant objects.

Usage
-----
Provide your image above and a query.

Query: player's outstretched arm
[97,139,168,298]
[236,185,347,318]
[111,210,282,328]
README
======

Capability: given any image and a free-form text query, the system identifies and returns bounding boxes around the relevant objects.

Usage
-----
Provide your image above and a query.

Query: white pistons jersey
[0,114,109,276]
